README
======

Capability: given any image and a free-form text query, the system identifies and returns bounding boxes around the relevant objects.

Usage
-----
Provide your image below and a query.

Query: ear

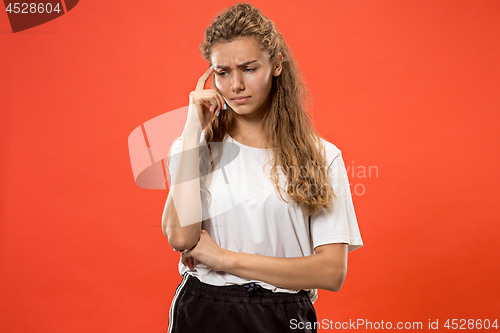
[272,53,284,77]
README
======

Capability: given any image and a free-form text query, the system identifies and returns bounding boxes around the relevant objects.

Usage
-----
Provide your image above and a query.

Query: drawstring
[243,282,263,297]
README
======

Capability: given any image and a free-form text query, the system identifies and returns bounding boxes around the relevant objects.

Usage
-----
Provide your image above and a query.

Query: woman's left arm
[181,230,348,292]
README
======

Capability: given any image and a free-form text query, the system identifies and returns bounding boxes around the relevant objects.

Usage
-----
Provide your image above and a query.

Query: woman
[162,3,363,333]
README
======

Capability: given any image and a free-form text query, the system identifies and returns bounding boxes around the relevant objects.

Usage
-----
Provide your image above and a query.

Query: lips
[231,96,251,104]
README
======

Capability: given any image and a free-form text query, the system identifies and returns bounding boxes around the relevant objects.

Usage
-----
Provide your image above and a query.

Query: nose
[231,71,245,92]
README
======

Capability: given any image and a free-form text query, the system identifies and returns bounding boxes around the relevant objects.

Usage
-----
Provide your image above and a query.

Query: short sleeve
[309,147,363,253]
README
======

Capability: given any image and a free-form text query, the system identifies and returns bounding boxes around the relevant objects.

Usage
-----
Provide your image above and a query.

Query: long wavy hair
[194,3,335,217]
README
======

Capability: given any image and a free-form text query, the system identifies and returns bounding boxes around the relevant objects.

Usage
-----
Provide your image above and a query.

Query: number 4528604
[6,3,62,14]
[443,319,498,330]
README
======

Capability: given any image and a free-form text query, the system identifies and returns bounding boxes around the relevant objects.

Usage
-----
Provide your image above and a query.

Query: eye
[243,68,255,72]
[216,71,228,77]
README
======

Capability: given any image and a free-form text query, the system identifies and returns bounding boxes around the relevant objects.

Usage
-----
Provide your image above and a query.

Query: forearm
[224,250,346,292]
[162,120,204,250]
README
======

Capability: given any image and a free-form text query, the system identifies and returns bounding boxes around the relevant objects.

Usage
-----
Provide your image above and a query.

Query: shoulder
[317,137,341,166]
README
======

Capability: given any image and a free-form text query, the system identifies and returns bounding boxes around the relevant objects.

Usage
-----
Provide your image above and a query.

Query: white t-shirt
[168,131,363,297]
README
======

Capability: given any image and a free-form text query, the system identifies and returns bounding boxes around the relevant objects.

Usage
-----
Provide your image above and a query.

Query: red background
[1,0,499,331]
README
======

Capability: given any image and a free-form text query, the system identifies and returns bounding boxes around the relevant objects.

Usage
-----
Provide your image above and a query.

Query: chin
[231,105,255,114]
[234,110,257,116]
[233,104,252,110]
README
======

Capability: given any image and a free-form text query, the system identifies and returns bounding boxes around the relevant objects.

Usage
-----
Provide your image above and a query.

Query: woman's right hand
[187,66,226,130]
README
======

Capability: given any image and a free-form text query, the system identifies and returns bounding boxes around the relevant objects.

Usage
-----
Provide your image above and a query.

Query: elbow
[167,233,199,252]
[162,217,201,251]
[162,218,192,250]
[168,236,188,252]
[162,219,186,251]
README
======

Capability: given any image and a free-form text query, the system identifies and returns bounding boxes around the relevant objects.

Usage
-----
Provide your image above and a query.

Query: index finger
[195,66,215,91]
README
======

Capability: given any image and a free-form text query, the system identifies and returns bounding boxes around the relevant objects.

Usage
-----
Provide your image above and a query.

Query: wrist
[223,249,238,272]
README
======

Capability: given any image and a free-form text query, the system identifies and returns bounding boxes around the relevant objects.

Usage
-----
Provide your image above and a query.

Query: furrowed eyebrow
[215,60,258,70]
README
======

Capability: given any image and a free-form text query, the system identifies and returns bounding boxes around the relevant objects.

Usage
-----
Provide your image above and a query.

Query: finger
[180,250,189,266]
[188,258,194,270]
[198,93,213,111]
[207,95,219,113]
[198,91,221,113]
[195,66,215,92]
[212,89,223,114]
[182,254,192,270]
[213,93,221,114]
[216,92,226,113]
[208,91,220,115]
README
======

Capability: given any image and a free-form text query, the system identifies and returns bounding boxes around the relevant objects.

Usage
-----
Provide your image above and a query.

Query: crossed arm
[164,125,348,292]
[180,230,348,292]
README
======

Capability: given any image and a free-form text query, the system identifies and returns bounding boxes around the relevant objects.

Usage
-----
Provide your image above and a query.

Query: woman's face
[211,36,282,118]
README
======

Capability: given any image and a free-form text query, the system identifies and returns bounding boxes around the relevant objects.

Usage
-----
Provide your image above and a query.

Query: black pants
[168,273,318,333]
